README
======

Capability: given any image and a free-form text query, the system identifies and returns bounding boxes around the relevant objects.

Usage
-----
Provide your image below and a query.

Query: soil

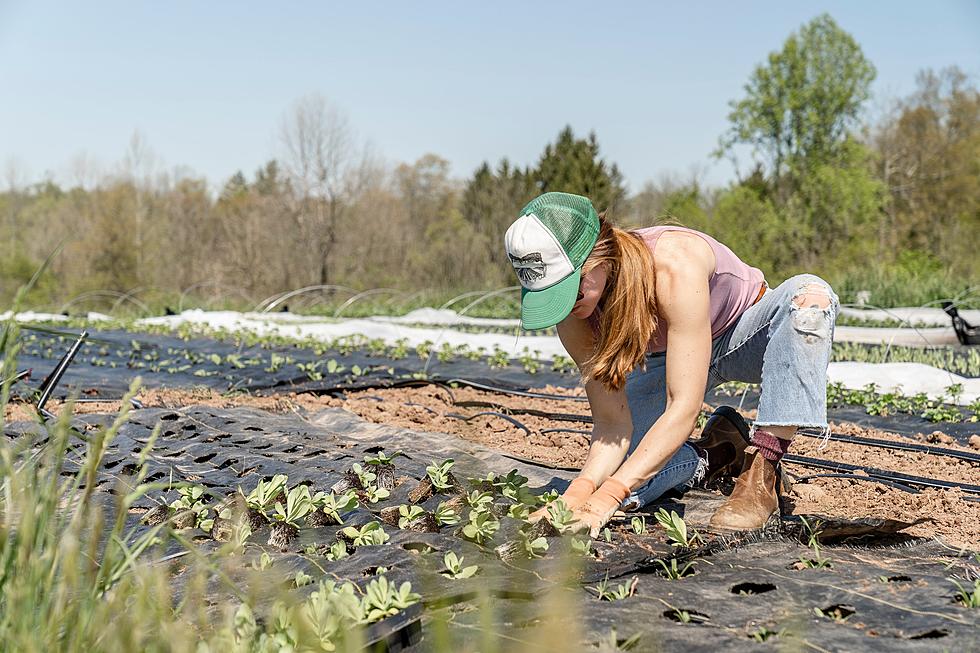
[7,383,978,549]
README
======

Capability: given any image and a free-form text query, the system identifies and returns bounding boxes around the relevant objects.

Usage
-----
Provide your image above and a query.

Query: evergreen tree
[533,126,626,212]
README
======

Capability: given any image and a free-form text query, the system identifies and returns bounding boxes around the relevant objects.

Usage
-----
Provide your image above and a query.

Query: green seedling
[488,346,510,369]
[415,340,434,360]
[350,463,377,488]
[655,508,702,547]
[814,605,854,622]
[550,355,576,374]
[361,576,421,624]
[797,516,832,569]
[951,578,980,608]
[590,575,638,601]
[434,501,460,526]
[570,536,593,556]
[397,505,427,529]
[339,521,389,547]
[441,551,479,579]
[314,490,358,524]
[426,459,456,491]
[363,485,390,504]
[653,557,696,580]
[464,490,494,511]
[750,626,781,642]
[264,353,289,373]
[631,516,647,535]
[595,629,642,651]
[520,530,549,559]
[603,527,612,543]
[273,485,313,526]
[494,469,530,501]
[508,503,530,520]
[461,509,500,545]
[363,450,403,466]
[294,571,314,588]
[250,551,273,571]
[325,540,349,561]
[297,360,324,381]
[546,499,575,532]
[536,489,560,505]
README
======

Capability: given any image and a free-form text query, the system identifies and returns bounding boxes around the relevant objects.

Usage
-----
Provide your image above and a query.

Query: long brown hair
[580,216,658,391]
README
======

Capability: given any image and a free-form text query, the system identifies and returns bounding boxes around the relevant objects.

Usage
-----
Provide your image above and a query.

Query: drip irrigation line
[796,430,980,463]
[36,330,88,413]
[789,473,920,494]
[782,454,980,496]
[442,378,587,402]
[445,377,979,464]
[445,411,531,437]
[540,428,591,438]
[497,450,582,472]
[452,400,593,424]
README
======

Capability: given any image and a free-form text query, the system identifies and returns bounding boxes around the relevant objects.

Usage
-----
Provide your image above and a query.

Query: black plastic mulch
[5,404,977,651]
[12,326,978,443]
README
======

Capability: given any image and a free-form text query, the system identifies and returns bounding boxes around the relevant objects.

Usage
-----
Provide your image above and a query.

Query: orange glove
[571,478,631,538]
[529,477,596,523]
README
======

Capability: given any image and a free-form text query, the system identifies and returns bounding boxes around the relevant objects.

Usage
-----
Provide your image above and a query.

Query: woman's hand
[570,478,631,538]
[528,477,595,523]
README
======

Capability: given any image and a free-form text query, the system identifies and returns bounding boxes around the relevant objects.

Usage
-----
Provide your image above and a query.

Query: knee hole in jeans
[790,282,834,343]
[792,282,832,310]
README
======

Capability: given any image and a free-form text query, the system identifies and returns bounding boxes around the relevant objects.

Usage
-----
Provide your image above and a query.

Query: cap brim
[520,268,581,330]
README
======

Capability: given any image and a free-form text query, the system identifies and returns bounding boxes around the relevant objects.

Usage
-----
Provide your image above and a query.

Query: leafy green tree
[534,126,626,212]
[717,13,876,199]
[871,67,980,279]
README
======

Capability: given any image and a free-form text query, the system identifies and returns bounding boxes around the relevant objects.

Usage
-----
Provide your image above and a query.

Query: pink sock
[751,429,791,462]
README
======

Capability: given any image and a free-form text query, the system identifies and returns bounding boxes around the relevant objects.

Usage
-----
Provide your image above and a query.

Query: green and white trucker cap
[504,192,600,330]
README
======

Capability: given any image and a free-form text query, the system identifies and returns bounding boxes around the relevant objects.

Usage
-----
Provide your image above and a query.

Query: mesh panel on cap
[520,193,599,268]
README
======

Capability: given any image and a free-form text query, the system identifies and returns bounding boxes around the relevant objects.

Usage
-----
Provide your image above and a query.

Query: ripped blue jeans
[620,274,840,510]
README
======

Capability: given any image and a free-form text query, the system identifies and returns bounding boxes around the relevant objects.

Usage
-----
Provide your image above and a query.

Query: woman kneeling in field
[505,192,839,536]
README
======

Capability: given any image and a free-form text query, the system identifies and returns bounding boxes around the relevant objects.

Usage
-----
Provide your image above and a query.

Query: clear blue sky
[2,1,978,191]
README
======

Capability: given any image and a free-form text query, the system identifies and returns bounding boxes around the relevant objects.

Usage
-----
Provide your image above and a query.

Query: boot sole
[707,510,781,535]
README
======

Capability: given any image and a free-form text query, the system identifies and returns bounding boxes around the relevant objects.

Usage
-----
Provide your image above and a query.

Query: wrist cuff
[566,477,596,497]
[594,478,631,504]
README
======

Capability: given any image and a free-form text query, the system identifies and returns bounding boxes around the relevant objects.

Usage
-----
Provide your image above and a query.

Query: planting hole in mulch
[908,629,949,640]
[816,604,855,621]
[884,575,912,583]
[730,581,777,595]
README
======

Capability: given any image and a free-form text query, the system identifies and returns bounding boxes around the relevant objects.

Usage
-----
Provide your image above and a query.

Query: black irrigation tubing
[789,473,920,494]
[782,454,980,496]
[540,428,591,438]
[442,378,588,402]
[445,411,532,438]
[453,401,594,424]
[496,450,582,472]
[795,430,980,464]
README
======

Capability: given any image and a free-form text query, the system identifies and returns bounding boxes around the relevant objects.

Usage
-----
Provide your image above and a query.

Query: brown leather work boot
[708,446,780,532]
[692,406,751,485]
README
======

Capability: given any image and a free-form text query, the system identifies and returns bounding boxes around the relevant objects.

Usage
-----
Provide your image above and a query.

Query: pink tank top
[589,226,765,353]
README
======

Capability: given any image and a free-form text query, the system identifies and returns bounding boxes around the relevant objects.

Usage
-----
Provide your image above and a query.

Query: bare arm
[608,234,713,489]
[556,315,632,487]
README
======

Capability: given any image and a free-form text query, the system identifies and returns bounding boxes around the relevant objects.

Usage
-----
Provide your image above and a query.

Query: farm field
[2,317,978,651]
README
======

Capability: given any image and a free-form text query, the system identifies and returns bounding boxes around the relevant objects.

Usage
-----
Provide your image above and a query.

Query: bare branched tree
[279,94,376,286]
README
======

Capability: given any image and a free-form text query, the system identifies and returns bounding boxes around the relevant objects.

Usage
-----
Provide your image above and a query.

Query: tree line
[1,14,977,312]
